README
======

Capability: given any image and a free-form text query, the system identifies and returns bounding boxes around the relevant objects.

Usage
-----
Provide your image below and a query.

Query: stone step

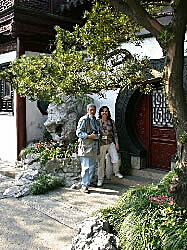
[130,168,167,180]
[106,168,167,188]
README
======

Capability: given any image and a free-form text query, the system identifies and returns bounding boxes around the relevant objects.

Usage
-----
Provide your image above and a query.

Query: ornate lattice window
[152,89,173,127]
[0,63,14,113]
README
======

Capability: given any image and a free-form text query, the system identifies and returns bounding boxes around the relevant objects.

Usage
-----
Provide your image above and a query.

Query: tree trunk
[108,0,187,206]
[166,3,187,208]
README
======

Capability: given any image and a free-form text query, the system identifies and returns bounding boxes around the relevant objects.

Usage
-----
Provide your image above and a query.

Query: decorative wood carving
[0,63,14,113]
[0,0,13,12]
[152,89,173,127]
[134,88,176,170]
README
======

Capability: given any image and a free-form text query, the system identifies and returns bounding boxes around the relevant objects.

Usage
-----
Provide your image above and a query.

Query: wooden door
[150,90,176,170]
[135,90,176,170]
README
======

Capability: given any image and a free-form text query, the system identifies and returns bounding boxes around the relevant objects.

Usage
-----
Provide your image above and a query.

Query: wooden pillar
[16,94,26,159]
[16,37,26,159]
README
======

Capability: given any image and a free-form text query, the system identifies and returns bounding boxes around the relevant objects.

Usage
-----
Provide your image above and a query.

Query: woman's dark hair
[98,106,112,119]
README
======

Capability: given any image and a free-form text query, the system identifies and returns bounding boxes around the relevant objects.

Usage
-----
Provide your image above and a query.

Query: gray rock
[22,153,40,165]
[3,184,30,198]
[44,97,89,142]
[16,169,39,181]
[3,169,40,198]
[71,216,119,250]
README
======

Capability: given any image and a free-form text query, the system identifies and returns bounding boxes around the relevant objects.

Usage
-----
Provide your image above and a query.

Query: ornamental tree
[0,0,187,207]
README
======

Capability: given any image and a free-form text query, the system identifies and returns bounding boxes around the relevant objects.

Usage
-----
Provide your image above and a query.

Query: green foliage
[0,1,154,103]
[98,172,187,250]
[158,25,175,48]
[179,131,187,144]
[159,170,176,191]
[30,174,64,195]
[77,1,141,59]
[20,138,78,165]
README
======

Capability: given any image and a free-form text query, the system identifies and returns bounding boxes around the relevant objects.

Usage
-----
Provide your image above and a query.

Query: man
[76,104,99,193]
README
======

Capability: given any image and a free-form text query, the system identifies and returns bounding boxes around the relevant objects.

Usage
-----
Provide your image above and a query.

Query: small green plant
[20,138,78,165]
[30,174,65,195]
[179,131,187,144]
[158,25,175,48]
[159,170,176,191]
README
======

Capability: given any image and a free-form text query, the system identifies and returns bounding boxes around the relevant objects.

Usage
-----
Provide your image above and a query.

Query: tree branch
[106,0,165,38]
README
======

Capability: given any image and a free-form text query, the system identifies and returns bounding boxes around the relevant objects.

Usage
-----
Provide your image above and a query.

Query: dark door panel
[135,89,176,170]
[150,127,176,170]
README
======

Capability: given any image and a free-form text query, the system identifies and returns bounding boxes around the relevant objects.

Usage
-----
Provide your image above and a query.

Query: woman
[97,106,123,187]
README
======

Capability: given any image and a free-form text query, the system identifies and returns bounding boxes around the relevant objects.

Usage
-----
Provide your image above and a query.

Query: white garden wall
[25,51,48,144]
[0,51,17,161]
[26,99,47,144]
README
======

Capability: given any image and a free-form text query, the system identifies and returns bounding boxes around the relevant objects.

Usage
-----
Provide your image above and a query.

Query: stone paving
[0,172,125,249]
[0,160,166,249]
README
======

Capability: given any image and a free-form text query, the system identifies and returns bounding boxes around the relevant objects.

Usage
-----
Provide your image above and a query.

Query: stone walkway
[0,160,167,249]
[0,173,125,249]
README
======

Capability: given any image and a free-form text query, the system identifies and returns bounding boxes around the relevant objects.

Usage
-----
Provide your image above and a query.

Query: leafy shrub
[179,131,187,144]
[30,174,65,195]
[98,172,187,250]
[20,138,78,165]
[159,170,176,191]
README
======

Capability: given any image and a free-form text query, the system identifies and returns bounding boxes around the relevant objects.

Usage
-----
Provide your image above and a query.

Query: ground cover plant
[30,174,65,195]
[98,171,187,250]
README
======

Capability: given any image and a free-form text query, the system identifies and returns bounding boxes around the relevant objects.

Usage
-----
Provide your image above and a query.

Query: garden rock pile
[3,153,82,198]
[3,168,39,198]
[3,97,95,198]
[71,216,119,250]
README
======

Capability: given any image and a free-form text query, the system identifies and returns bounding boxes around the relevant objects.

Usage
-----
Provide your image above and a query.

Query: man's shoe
[82,187,89,193]
[88,183,97,187]
[97,180,103,187]
[115,173,123,179]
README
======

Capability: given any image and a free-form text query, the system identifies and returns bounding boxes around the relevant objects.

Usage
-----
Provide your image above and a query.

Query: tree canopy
[0,0,166,103]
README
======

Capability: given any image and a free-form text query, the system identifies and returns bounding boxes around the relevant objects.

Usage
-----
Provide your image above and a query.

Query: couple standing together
[76,104,123,193]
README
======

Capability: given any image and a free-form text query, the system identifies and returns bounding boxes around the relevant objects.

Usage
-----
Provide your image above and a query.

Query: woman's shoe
[97,180,103,187]
[115,173,123,179]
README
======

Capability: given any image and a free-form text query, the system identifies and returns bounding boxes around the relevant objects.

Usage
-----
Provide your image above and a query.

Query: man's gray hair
[87,103,96,110]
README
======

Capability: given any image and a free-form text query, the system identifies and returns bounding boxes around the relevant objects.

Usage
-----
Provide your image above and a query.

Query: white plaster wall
[0,51,17,161]
[0,51,16,64]
[24,52,49,144]
[26,99,48,144]
[122,37,163,59]
[89,90,120,120]
[0,110,17,161]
